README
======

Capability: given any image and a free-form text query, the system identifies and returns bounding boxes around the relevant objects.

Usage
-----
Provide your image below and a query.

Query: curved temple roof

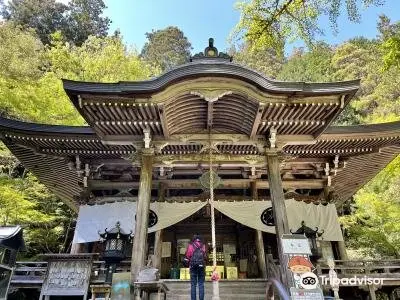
[63,59,360,96]
[0,46,398,210]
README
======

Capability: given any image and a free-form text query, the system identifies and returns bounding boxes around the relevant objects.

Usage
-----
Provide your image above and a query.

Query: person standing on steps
[184,234,206,300]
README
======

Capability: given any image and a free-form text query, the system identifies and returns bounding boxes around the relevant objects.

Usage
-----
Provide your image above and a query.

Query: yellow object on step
[180,268,190,280]
[205,265,224,280]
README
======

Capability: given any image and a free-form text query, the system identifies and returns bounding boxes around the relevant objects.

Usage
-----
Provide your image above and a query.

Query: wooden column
[368,285,377,300]
[153,230,163,271]
[131,148,154,283]
[266,153,291,287]
[250,179,267,278]
[337,241,349,260]
[255,230,267,278]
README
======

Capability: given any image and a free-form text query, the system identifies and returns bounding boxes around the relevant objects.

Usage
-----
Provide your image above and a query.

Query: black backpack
[190,242,205,267]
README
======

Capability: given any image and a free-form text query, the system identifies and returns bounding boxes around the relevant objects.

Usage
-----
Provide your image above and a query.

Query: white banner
[72,201,206,244]
[72,199,342,243]
[213,199,343,241]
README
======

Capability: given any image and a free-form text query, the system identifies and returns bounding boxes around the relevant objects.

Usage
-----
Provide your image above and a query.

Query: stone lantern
[291,221,324,258]
[98,221,133,283]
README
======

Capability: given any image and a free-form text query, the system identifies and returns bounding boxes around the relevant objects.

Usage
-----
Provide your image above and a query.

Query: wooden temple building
[1,40,400,299]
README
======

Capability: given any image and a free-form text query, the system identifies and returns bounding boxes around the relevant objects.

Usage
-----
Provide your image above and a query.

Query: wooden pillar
[131,148,154,283]
[255,230,267,278]
[266,153,291,287]
[250,179,267,278]
[368,285,377,300]
[337,241,349,260]
[250,180,258,200]
[153,230,163,271]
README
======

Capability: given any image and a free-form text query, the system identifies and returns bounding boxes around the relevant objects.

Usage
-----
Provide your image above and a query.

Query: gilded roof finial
[190,38,232,62]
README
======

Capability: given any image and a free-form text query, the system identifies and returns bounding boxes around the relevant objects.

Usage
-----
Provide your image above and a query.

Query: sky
[103,0,400,54]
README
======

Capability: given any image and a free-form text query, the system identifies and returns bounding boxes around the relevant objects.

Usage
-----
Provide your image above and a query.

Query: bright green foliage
[0,24,155,125]
[0,140,75,257]
[382,35,400,70]
[277,43,334,82]
[233,0,384,53]
[141,26,192,72]
[341,156,400,258]
[229,44,283,78]
[0,0,110,46]
[379,15,400,70]
[0,22,43,81]
[47,33,157,82]
[0,174,75,257]
[331,38,400,123]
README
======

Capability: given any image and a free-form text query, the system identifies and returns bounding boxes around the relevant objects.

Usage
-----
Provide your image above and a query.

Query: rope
[209,132,220,299]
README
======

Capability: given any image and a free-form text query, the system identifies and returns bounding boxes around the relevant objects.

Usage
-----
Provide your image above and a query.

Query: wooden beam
[88,178,326,190]
[207,101,213,130]
[92,194,324,204]
[158,105,170,138]
[250,106,264,138]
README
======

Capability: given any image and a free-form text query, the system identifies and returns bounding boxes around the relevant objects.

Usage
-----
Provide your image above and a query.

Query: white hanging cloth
[72,201,207,244]
[213,199,343,241]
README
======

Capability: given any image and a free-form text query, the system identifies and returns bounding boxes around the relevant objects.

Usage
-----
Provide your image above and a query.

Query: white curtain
[72,199,342,243]
[72,202,136,244]
[148,201,207,233]
[213,199,343,241]
[72,201,206,244]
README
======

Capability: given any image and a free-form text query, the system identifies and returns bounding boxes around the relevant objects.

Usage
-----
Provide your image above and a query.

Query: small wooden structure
[0,226,24,300]
[1,40,400,299]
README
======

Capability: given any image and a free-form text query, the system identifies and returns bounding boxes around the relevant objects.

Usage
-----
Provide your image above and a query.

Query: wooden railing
[11,261,48,286]
[266,254,281,280]
[316,259,400,276]
[10,258,400,288]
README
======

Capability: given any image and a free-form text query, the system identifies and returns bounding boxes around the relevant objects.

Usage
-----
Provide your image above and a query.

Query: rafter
[250,105,264,138]
[157,105,170,138]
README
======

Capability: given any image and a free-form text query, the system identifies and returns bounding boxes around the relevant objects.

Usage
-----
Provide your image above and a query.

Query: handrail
[265,278,290,300]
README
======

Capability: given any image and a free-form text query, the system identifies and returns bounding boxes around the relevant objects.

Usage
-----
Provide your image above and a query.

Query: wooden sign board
[281,234,312,255]
[40,255,93,300]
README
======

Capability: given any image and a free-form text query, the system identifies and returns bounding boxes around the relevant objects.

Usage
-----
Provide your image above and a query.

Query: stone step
[164,279,268,300]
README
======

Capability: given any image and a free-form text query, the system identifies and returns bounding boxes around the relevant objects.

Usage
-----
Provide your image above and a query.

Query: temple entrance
[156,206,277,280]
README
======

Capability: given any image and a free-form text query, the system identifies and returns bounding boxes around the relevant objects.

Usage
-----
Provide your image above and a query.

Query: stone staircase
[164,279,267,300]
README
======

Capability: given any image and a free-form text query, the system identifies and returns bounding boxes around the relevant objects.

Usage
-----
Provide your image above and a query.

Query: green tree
[0,24,154,125]
[232,0,385,53]
[0,171,75,256]
[331,37,400,123]
[229,44,283,78]
[0,0,110,45]
[141,26,192,72]
[64,0,111,46]
[277,42,334,82]
[341,156,400,258]
[378,15,400,70]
